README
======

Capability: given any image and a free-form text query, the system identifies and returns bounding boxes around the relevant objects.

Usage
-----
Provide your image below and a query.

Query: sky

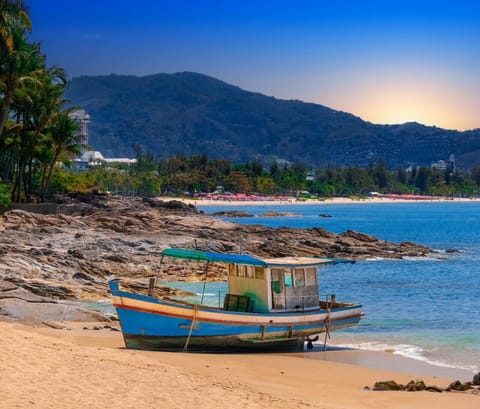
[28,0,480,131]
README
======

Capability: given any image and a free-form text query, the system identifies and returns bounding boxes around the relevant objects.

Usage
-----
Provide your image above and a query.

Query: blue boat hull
[109,281,363,351]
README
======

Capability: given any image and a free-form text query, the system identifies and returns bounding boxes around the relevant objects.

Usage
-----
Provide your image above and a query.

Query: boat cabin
[226,257,330,313]
[160,249,333,314]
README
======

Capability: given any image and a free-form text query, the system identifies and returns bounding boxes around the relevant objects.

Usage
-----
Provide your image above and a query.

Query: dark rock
[59,191,110,208]
[210,210,253,217]
[341,230,379,243]
[4,277,75,300]
[260,211,299,217]
[426,386,444,393]
[143,198,198,213]
[405,379,427,391]
[373,379,445,393]
[373,380,404,391]
[104,254,127,263]
[72,272,94,281]
[68,249,85,259]
[312,227,335,238]
[473,372,480,385]
[447,380,473,391]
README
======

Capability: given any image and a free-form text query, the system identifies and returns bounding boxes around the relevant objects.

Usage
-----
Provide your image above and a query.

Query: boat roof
[262,256,334,267]
[161,248,266,266]
[161,248,352,267]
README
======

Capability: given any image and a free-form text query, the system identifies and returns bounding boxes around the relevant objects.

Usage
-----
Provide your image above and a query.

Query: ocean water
[193,201,480,375]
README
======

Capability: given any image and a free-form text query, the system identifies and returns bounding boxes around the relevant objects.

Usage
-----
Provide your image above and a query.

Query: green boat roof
[161,248,266,266]
[161,248,353,267]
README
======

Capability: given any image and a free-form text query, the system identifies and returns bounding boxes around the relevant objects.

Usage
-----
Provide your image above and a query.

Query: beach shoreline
[164,196,480,206]
[2,320,478,409]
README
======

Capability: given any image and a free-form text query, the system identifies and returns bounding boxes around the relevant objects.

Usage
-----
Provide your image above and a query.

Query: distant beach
[164,195,480,206]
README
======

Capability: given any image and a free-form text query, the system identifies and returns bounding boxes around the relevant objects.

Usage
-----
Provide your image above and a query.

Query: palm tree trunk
[0,90,13,141]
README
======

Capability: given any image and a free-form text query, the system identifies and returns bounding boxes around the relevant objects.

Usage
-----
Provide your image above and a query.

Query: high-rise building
[68,109,90,150]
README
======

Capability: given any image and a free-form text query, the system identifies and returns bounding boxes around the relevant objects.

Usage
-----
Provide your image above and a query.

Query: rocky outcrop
[0,193,433,322]
[371,378,480,393]
[259,211,300,217]
[210,210,253,217]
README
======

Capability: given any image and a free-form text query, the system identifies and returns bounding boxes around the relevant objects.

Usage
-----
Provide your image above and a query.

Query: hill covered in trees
[65,72,480,169]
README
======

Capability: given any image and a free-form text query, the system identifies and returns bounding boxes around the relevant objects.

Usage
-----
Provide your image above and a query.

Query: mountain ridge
[65,72,480,168]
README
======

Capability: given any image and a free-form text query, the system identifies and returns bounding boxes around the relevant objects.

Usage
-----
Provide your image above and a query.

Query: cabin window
[305,267,317,286]
[228,264,236,276]
[284,270,293,287]
[237,265,246,277]
[255,266,265,280]
[246,266,254,278]
[294,269,305,287]
[271,269,283,294]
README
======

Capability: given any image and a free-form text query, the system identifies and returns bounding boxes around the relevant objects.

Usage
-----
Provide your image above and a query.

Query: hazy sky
[29,0,480,131]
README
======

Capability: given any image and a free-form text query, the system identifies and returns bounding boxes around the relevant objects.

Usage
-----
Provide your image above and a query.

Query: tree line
[0,0,84,207]
[44,151,480,199]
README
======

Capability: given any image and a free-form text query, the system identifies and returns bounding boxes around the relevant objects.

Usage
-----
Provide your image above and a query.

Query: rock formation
[0,192,432,323]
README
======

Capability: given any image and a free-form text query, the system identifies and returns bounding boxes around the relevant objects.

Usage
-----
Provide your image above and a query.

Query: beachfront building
[68,109,90,152]
[69,109,136,170]
[431,160,447,171]
[73,150,105,170]
[431,154,455,174]
[73,150,136,170]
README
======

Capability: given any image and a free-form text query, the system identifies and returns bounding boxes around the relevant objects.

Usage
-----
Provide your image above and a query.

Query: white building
[68,109,90,150]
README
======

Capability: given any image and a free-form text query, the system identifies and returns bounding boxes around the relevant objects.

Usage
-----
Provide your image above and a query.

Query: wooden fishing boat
[109,248,363,351]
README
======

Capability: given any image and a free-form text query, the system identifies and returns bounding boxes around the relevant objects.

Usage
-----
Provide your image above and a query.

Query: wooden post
[148,277,155,296]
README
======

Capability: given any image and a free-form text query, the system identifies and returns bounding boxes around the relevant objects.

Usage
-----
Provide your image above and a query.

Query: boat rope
[183,304,200,352]
[199,261,210,306]
[154,254,164,284]
[323,299,331,351]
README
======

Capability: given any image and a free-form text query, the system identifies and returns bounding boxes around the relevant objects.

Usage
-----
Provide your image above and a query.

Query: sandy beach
[168,196,480,206]
[1,320,477,409]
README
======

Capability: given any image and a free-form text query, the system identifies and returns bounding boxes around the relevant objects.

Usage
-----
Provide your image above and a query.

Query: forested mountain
[65,72,480,168]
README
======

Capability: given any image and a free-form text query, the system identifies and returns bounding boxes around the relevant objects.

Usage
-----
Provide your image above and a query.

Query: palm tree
[9,45,68,202]
[0,0,31,139]
[39,110,84,201]
[0,0,30,51]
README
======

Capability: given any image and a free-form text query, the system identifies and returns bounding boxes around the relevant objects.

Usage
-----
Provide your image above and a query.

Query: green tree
[0,0,32,140]
[396,167,407,185]
[253,175,276,194]
[374,161,389,191]
[10,53,68,202]
[415,166,430,194]
[0,178,10,207]
[38,110,83,201]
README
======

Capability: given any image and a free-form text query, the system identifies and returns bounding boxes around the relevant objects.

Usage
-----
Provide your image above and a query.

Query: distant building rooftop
[73,150,136,170]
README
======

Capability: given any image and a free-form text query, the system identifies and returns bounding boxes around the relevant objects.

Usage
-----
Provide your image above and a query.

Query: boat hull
[109,281,363,351]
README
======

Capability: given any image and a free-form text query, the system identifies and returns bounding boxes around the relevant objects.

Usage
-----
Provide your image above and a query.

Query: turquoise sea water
[192,202,480,375]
